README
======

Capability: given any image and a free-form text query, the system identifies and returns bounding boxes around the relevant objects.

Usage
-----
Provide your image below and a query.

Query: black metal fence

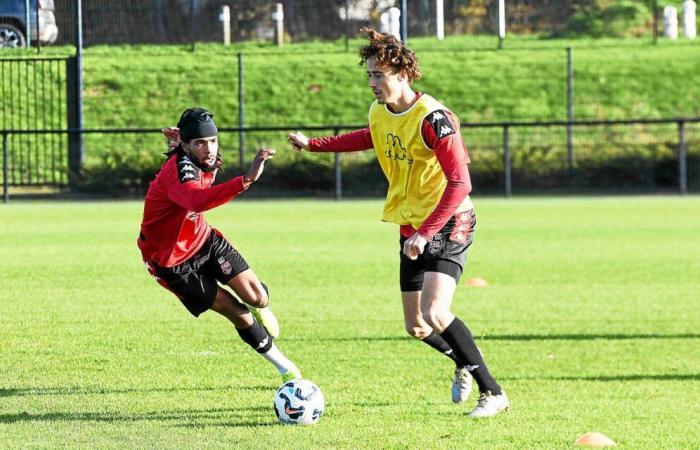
[0,57,67,187]
[7,0,690,49]
[3,117,699,203]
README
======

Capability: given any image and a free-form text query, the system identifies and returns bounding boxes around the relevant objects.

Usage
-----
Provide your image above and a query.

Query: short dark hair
[358,27,421,82]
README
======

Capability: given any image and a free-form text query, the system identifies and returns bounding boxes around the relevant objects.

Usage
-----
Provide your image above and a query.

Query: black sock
[237,321,272,354]
[440,317,502,394]
[421,332,461,365]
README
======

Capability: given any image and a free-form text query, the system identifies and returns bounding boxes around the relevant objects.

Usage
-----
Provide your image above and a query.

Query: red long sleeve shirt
[309,108,472,239]
[138,151,247,267]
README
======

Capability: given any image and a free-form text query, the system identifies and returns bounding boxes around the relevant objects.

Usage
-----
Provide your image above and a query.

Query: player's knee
[247,283,269,308]
[421,309,442,330]
[405,324,431,339]
[212,294,251,326]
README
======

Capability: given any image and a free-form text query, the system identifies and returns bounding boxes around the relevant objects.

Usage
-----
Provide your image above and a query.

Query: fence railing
[37,0,676,48]
[2,116,699,203]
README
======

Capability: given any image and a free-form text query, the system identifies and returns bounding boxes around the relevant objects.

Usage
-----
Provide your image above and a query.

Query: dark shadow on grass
[549,373,700,382]
[287,333,700,343]
[0,389,21,398]
[0,384,270,398]
[485,333,700,341]
[0,406,272,427]
[178,421,279,429]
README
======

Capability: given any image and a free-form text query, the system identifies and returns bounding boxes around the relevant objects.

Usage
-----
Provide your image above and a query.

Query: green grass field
[1,197,699,448]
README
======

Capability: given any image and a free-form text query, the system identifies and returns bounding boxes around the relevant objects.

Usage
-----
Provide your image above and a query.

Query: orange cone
[465,277,488,287]
[575,432,616,447]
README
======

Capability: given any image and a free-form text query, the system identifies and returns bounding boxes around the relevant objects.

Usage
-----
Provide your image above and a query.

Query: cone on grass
[465,277,488,287]
[575,432,616,447]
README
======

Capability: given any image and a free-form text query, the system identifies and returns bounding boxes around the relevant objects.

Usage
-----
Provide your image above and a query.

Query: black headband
[177,107,218,143]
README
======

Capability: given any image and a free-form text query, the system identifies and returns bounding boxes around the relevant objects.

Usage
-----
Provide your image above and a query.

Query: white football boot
[451,366,473,403]
[467,391,510,418]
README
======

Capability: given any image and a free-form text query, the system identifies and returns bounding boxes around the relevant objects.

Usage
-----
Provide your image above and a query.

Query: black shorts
[399,210,476,292]
[147,229,249,317]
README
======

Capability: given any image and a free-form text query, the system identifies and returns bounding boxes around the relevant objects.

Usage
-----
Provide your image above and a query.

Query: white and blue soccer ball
[273,379,325,425]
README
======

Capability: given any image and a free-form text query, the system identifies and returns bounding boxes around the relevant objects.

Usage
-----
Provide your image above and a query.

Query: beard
[192,151,222,173]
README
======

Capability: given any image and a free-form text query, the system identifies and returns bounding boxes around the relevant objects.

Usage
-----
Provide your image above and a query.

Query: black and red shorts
[145,229,249,317]
[399,210,476,292]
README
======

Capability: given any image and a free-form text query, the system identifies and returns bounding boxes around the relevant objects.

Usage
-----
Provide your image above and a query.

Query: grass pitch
[1,197,699,449]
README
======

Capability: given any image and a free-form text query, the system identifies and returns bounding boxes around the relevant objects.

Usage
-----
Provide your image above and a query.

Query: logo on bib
[384,133,413,164]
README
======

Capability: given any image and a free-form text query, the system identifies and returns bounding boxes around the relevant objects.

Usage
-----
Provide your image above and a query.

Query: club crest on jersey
[177,154,200,183]
[384,133,413,164]
[428,110,455,139]
[218,256,232,275]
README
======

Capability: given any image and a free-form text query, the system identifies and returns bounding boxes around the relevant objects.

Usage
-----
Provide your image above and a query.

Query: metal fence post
[274,3,284,47]
[334,128,342,200]
[190,0,196,52]
[237,52,245,171]
[35,0,41,53]
[678,120,687,195]
[24,0,31,47]
[653,0,659,44]
[3,132,8,203]
[400,0,408,43]
[67,0,84,189]
[344,0,350,52]
[503,125,511,198]
[67,57,83,188]
[566,47,574,180]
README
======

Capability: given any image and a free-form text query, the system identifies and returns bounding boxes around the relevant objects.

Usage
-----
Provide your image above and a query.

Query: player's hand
[244,148,276,185]
[403,232,428,260]
[161,127,181,148]
[287,132,309,151]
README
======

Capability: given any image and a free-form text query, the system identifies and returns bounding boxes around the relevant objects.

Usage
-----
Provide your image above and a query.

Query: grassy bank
[2,35,698,190]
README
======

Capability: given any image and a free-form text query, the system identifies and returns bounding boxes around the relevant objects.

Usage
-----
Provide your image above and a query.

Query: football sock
[439,317,502,395]
[237,320,273,354]
[262,344,300,376]
[421,331,461,365]
[237,321,298,375]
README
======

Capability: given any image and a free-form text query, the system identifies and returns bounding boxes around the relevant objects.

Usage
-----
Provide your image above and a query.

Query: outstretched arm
[242,148,275,187]
[169,177,247,213]
[167,149,275,212]
[288,128,373,153]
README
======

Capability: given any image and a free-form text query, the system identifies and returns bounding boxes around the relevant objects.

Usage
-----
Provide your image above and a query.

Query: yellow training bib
[369,94,469,228]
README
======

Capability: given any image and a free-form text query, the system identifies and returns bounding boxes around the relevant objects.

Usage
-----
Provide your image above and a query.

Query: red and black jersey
[138,150,247,268]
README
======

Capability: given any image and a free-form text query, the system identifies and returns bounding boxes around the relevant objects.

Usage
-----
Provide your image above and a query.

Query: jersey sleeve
[417,111,472,240]
[308,127,373,152]
[165,164,247,213]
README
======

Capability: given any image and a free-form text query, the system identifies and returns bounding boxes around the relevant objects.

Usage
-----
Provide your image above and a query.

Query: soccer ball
[273,379,325,425]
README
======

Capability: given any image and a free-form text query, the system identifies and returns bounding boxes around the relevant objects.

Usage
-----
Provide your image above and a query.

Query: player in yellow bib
[288,28,509,418]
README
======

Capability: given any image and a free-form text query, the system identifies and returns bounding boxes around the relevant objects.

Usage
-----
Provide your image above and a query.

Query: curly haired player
[288,29,508,417]
[139,107,301,382]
